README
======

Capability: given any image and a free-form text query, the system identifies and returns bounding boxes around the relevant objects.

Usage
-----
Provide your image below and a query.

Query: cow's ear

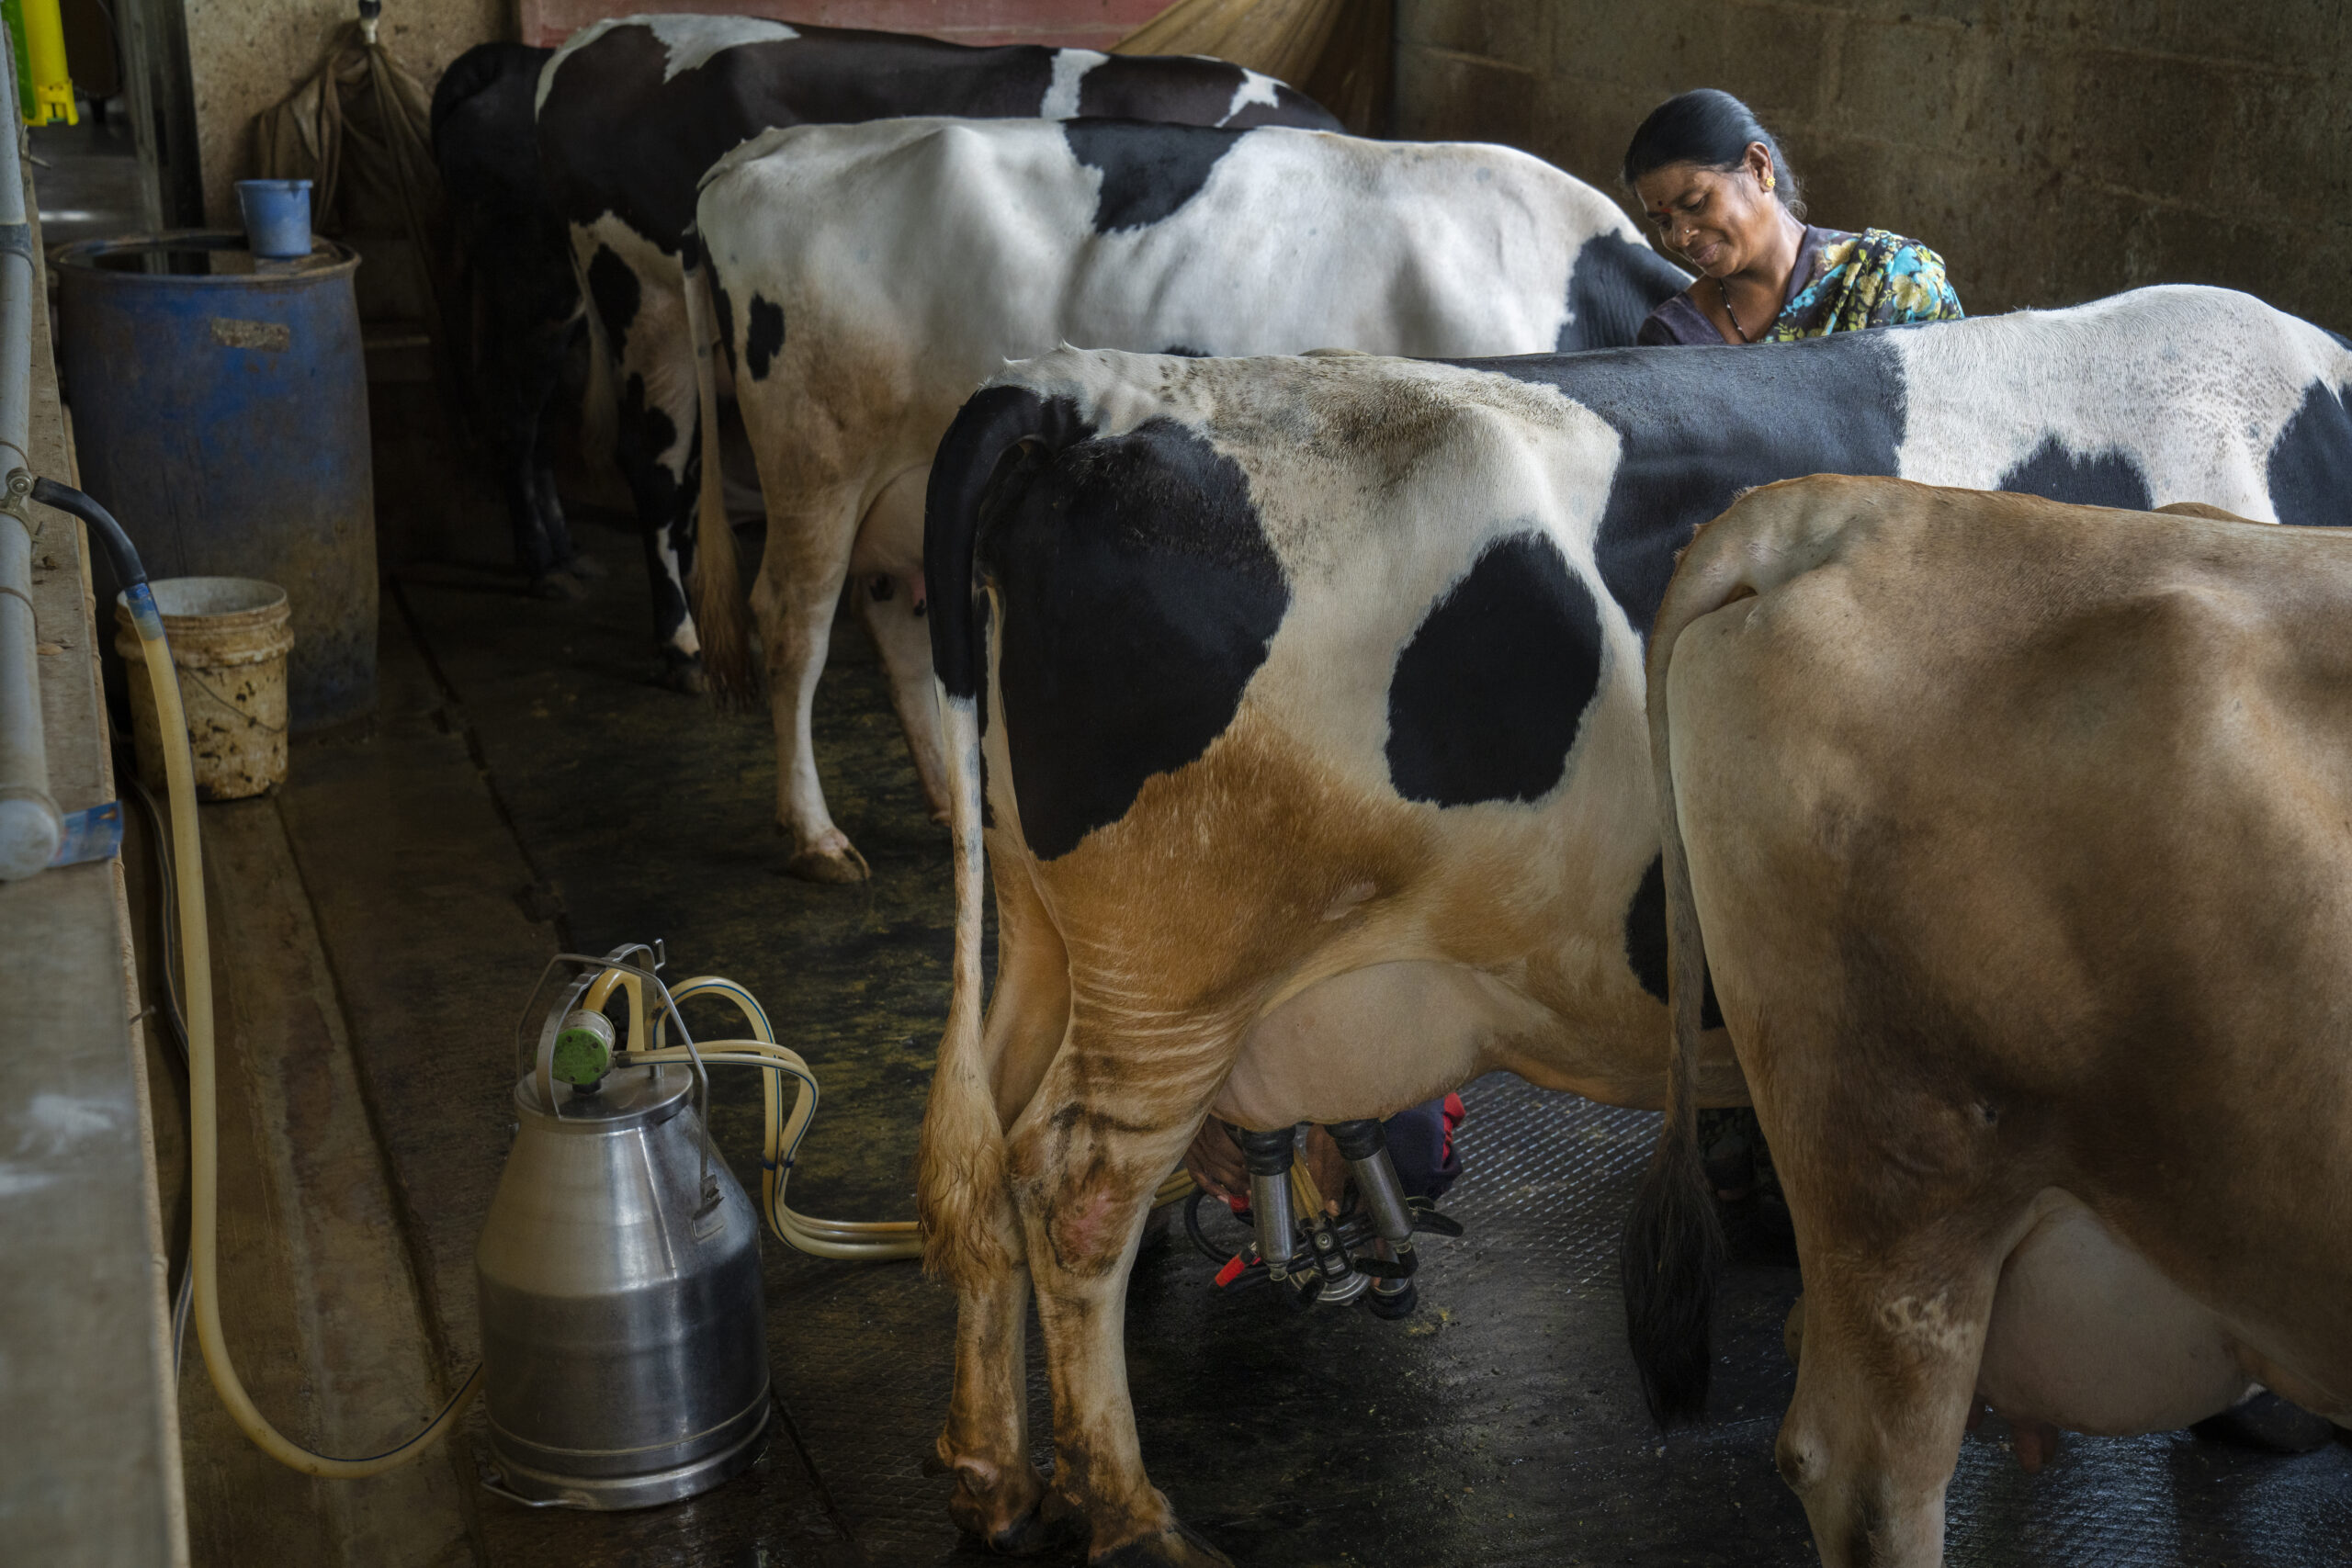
[2154,500,2259,525]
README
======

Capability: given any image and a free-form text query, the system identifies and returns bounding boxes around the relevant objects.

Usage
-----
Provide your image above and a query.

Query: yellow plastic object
[6,0,74,128]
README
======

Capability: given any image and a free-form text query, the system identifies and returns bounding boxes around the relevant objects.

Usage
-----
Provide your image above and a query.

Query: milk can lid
[513,1062,692,1131]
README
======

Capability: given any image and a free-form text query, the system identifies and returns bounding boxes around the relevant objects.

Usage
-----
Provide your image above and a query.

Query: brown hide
[1649,475,2352,1567]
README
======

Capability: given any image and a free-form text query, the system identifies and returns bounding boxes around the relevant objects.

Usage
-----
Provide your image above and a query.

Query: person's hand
[1182,1119,1249,1201]
[1181,1121,1348,1214]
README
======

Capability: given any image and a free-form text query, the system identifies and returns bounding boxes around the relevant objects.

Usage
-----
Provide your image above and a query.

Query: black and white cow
[533,14,1342,689]
[430,41,594,598]
[691,116,1690,880]
[910,287,2352,1563]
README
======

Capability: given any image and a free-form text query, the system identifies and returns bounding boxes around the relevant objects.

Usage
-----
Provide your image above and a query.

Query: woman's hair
[1622,89,1805,219]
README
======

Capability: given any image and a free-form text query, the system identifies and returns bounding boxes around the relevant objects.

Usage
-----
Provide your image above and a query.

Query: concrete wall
[187,0,512,225]
[1394,0,2352,335]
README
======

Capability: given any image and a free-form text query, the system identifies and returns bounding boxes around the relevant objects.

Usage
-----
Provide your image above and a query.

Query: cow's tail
[681,231,759,705]
[1620,504,1780,1425]
[915,385,1091,1289]
[1620,478,1863,1424]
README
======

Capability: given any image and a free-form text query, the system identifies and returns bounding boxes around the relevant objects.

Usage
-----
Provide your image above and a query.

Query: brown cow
[1630,475,2352,1567]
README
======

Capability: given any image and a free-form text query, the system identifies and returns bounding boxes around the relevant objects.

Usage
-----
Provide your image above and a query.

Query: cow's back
[1664,479,2352,1381]
[536,16,1340,247]
[698,118,1652,420]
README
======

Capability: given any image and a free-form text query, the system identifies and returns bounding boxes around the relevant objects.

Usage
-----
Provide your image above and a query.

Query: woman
[1625,89,1962,346]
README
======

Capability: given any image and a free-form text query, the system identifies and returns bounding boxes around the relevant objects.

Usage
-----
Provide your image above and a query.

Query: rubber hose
[52,474,482,1477]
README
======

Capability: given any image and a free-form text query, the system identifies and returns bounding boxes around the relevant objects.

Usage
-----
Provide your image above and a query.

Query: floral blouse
[1636,225,1964,346]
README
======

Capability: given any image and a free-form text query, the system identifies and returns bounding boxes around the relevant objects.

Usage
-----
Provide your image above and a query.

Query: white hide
[1892,286,2349,518]
[537,15,803,114]
[1041,50,1107,119]
[699,119,1634,373]
[648,15,800,81]
[1221,68,1285,126]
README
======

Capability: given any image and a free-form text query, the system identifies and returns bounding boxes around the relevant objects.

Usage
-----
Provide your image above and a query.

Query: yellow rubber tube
[132,604,479,1476]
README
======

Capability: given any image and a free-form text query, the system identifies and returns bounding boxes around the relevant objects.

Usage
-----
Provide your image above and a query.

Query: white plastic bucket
[114,577,296,800]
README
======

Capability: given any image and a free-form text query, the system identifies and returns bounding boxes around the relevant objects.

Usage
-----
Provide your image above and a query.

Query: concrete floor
[147,505,2352,1566]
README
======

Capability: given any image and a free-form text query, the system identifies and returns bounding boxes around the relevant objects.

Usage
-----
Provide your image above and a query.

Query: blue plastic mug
[234,179,313,259]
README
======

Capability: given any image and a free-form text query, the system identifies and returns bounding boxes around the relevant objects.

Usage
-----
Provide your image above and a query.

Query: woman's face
[1634,144,1781,276]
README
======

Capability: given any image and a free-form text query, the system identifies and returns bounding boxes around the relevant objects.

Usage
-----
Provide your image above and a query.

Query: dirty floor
[166,514,2351,1567]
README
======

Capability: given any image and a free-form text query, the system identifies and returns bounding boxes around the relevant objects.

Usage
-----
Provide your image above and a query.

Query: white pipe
[0,21,60,880]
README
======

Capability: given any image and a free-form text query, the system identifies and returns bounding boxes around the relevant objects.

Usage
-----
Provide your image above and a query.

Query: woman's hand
[1181,1121,1348,1215]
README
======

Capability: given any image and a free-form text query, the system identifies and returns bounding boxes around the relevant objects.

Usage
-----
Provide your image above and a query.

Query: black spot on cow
[981,416,1288,859]
[586,244,640,350]
[707,264,738,375]
[1073,52,1340,132]
[1557,231,1690,353]
[2267,378,2352,528]
[744,295,786,379]
[1385,533,1602,807]
[1623,854,1724,1029]
[1996,435,2153,512]
[1063,119,1247,234]
[1462,333,1908,634]
[536,23,1337,244]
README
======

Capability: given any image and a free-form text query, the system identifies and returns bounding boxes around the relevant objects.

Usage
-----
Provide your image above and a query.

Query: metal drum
[474,1062,771,1509]
[53,231,376,730]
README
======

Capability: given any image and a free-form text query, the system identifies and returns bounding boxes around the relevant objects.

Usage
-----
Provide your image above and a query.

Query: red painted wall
[518,1,1175,50]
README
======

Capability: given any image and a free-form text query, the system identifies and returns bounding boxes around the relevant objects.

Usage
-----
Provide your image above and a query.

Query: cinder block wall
[1394,0,2352,334]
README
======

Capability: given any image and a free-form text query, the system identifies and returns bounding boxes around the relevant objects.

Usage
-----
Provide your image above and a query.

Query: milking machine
[1188,1120,1464,1317]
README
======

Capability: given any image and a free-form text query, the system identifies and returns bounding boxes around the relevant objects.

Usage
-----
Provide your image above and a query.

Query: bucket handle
[526,946,725,1235]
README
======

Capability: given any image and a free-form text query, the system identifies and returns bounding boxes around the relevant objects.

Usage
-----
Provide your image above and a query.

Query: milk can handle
[533,947,720,1228]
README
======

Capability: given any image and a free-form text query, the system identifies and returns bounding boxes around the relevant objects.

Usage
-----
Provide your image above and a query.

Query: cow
[430,42,595,600]
[1630,474,2352,1568]
[909,287,2352,1564]
[533,15,1345,691]
[688,116,1690,881]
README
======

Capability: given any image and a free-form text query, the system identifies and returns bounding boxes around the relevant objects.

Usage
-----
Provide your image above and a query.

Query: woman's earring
[1765,174,1777,191]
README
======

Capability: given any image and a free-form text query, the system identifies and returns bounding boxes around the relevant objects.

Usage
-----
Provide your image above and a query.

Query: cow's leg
[854,577,949,823]
[848,467,948,819]
[614,366,704,692]
[581,238,706,692]
[751,482,867,880]
[936,859,1072,1551]
[1008,1019,1237,1565]
[526,311,592,578]
[1771,1201,1999,1568]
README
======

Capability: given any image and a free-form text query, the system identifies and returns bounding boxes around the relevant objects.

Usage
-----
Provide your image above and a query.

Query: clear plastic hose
[127,578,481,1475]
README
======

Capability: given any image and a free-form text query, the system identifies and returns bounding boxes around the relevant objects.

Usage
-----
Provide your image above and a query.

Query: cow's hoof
[2192,1392,2336,1454]
[938,1454,1062,1556]
[1092,1519,1232,1567]
[655,658,708,695]
[784,840,871,885]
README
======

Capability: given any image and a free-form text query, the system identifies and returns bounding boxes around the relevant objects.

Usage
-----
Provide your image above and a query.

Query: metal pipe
[0,24,58,881]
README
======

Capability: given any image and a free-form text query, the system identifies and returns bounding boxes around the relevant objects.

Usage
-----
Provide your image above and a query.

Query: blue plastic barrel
[54,231,376,730]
